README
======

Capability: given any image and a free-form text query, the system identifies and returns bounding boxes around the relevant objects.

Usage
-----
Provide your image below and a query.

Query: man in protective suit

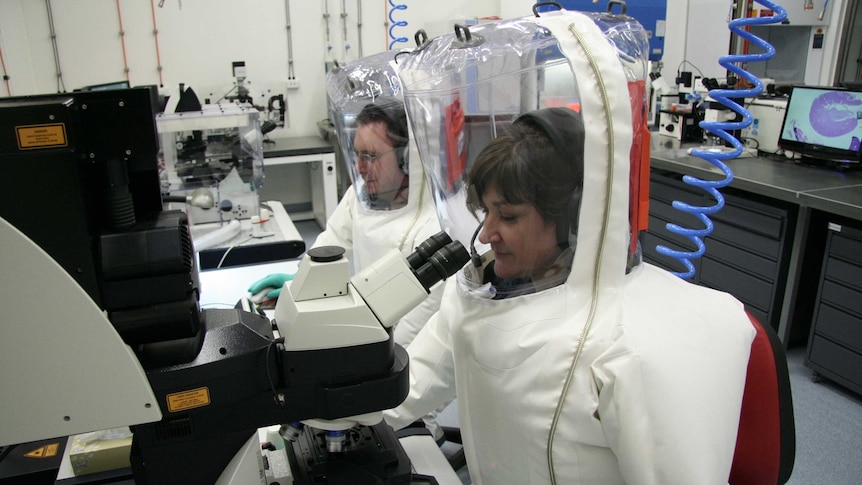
[249,96,442,346]
[310,97,444,346]
[351,99,411,210]
[249,94,448,441]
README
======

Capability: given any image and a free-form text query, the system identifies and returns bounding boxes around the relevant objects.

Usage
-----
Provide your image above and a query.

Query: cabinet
[806,223,862,395]
[259,136,338,228]
[641,171,796,331]
[649,135,862,347]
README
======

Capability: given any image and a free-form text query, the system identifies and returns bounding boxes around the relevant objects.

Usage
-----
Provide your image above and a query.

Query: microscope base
[287,423,412,485]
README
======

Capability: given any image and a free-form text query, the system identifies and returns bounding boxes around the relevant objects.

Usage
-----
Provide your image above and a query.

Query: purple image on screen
[809,91,862,137]
[791,120,807,142]
[852,136,861,152]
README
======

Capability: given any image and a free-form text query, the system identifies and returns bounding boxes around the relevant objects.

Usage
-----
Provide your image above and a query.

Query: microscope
[0,87,468,484]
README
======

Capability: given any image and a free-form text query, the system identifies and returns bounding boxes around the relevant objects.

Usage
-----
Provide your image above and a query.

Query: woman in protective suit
[383,104,756,484]
[463,108,582,300]
[383,9,757,482]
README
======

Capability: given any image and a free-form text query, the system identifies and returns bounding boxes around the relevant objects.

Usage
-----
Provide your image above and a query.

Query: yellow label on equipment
[166,387,211,412]
[23,442,60,458]
[16,123,68,149]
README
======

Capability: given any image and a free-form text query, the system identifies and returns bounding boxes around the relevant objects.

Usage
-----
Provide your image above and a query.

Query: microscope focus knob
[308,246,345,263]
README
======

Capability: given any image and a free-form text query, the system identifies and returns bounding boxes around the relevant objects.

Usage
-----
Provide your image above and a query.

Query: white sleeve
[392,280,443,348]
[390,209,444,347]
[384,287,456,430]
[311,187,355,252]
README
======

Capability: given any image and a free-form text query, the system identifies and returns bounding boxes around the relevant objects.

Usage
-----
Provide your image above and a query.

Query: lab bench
[645,135,862,392]
[260,135,338,228]
[191,200,305,270]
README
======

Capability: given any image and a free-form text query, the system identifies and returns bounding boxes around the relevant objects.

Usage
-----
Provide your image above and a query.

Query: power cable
[0,27,11,96]
[341,0,350,59]
[115,0,131,82]
[150,0,166,87]
[284,0,295,80]
[45,0,65,92]
[356,0,364,57]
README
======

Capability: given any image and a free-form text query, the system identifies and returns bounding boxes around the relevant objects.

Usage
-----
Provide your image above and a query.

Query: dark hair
[355,97,409,150]
[466,113,584,243]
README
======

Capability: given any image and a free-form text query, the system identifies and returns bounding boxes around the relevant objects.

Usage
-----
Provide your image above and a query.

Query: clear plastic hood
[326,51,416,211]
[397,8,650,293]
[326,51,406,110]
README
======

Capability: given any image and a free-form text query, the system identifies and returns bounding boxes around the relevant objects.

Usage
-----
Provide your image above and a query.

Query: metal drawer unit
[642,171,794,330]
[806,223,862,395]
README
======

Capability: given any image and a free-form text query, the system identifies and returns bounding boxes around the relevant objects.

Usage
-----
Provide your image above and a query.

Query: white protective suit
[312,127,443,347]
[385,10,756,485]
[314,53,445,347]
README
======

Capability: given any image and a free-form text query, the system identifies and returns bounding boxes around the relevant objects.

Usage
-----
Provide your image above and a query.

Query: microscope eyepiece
[406,232,453,270]
[412,240,469,291]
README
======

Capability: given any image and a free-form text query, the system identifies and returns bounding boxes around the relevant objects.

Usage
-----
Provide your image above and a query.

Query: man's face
[477,186,561,279]
[353,121,404,202]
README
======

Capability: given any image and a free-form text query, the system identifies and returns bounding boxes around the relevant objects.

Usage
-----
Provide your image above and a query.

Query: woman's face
[353,121,404,202]
[477,186,562,279]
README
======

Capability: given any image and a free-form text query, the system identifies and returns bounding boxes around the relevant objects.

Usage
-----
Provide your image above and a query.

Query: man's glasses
[354,148,397,163]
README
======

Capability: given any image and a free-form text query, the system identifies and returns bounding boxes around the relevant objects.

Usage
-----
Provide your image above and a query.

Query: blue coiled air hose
[388,0,408,50]
[656,1,788,279]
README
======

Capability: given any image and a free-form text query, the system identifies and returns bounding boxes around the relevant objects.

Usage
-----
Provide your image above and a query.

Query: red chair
[729,313,796,485]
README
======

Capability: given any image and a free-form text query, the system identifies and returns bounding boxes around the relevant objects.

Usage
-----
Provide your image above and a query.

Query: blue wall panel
[537,0,668,61]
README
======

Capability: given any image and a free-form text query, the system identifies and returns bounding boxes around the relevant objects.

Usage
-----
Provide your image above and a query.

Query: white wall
[1,0,846,136]
[0,0,501,137]
[0,0,683,137]
[665,0,848,88]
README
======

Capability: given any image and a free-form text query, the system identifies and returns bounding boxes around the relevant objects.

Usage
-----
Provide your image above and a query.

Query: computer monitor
[777,85,862,168]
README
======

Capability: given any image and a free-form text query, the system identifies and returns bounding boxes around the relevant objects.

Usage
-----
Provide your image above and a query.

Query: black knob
[308,246,345,263]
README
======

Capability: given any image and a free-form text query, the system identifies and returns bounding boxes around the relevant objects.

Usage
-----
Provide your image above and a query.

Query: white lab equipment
[0,87,468,485]
[157,103,264,225]
[743,97,789,154]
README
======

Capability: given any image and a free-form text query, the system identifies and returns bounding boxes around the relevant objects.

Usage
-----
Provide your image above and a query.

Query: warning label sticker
[16,123,68,150]
[23,442,60,458]
[166,387,211,413]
